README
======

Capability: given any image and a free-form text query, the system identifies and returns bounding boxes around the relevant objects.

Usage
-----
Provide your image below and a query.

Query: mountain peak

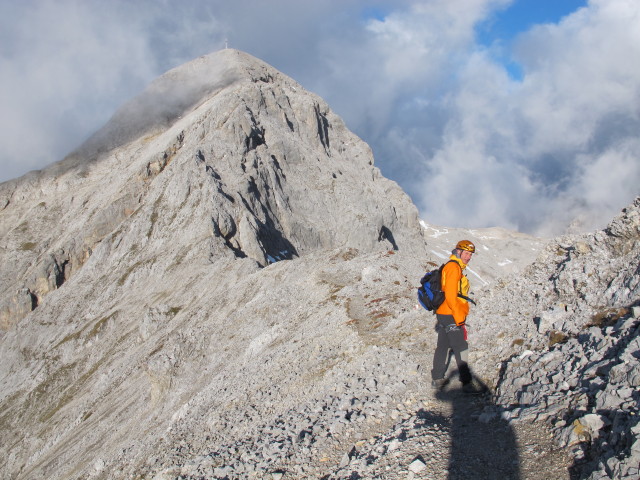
[0,48,425,328]
[69,49,285,163]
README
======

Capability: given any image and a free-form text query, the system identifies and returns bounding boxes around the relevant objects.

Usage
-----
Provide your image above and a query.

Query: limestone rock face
[0,49,424,329]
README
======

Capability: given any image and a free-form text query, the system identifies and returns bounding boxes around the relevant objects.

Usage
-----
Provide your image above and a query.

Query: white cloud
[386,0,640,235]
[0,2,155,178]
[0,0,228,180]
[311,0,511,136]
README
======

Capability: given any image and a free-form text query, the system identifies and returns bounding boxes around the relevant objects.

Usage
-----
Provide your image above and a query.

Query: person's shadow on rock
[434,375,521,480]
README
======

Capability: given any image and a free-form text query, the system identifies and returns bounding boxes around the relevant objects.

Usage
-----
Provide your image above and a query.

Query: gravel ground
[317,383,573,480]
[236,369,574,480]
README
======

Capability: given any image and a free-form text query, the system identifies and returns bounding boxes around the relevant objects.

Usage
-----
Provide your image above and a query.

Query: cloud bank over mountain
[1,0,638,236]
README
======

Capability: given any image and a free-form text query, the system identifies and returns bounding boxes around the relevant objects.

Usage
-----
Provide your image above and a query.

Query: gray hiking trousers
[431,314,472,385]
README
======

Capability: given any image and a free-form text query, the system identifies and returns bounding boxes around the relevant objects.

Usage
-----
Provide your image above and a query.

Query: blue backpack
[417,262,449,312]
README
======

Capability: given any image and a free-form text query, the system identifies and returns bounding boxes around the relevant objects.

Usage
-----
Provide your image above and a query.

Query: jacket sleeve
[441,262,469,325]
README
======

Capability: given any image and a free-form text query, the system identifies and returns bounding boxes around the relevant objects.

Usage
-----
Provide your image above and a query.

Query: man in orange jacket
[431,240,483,393]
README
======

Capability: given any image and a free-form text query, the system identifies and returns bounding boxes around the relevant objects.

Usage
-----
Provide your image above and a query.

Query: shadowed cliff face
[0,48,637,480]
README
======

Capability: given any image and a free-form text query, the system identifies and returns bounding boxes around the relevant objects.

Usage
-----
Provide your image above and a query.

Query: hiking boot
[431,379,447,390]
[462,382,485,395]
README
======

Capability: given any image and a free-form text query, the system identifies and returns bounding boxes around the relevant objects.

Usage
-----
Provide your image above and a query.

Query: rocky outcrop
[468,197,640,479]
[495,308,639,479]
[470,197,640,375]
[0,288,37,330]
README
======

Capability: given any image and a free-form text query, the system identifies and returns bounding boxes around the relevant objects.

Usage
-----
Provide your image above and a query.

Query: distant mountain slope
[420,221,544,287]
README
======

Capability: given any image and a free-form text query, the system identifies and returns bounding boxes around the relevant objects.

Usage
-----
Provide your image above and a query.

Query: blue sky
[477,0,588,79]
[1,0,638,236]
[478,0,588,43]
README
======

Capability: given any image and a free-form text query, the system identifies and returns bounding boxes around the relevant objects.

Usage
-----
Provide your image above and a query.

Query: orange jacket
[435,255,470,325]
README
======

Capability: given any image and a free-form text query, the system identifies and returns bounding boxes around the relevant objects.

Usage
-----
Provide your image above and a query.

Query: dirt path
[319,383,574,480]
[427,387,572,480]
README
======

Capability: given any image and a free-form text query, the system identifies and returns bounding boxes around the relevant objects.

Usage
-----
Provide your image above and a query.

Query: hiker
[431,240,483,394]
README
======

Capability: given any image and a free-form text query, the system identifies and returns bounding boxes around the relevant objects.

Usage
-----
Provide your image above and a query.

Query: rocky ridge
[485,198,640,479]
[0,48,638,480]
